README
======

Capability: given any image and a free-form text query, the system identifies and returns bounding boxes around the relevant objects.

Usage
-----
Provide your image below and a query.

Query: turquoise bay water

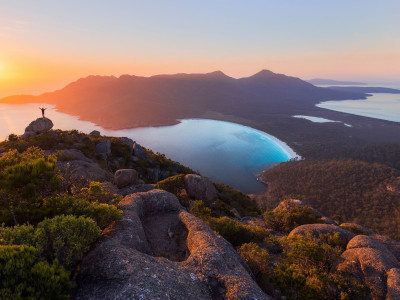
[0,103,296,193]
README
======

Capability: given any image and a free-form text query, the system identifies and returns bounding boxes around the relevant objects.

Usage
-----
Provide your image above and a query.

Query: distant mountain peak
[254,69,275,76]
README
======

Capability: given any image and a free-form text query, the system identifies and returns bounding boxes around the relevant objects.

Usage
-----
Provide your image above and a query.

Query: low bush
[209,217,270,247]
[264,206,323,233]
[156,174,185,196]
[238,242,270,278]
[0,245,70,299]
[190,200,214,221]
[37,215,101,269]
[214,183,260,217]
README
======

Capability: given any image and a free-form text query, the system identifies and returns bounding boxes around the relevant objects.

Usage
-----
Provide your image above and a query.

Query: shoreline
[179,118,302,160]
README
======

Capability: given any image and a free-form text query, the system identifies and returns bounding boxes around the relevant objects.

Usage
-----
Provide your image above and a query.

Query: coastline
[179,118,302,161]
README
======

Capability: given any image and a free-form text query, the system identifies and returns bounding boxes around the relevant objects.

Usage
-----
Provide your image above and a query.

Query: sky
[0,0,400,97]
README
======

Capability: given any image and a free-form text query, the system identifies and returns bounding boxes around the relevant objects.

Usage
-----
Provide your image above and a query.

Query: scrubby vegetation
[0,245,71,299]
[264,206,323,233]
[262,159,400,239]
[0,145,122,297]
[191,199,369,299]
[0,130,380,299]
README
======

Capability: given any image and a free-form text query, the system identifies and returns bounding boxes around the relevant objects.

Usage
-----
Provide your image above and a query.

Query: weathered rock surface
[89,130,100,136]
[95,140,111,159]
[114,169,138,189]
[57,151,112,184]
[273,199,305,211]
[387,268,400,300]
[116,183,155,196]
[347,235,389,252]
[288,224,355,244]
[371,234,400,263]
[74,189,271,300]
[121,137,134,154]
[133,142,147,158]
[184,174,217,204]
[336,247,400,300]
[21,117,53,138]
[58,149,92,163]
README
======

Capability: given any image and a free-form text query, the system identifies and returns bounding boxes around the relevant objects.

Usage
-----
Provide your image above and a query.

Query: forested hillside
[261,160,400,240]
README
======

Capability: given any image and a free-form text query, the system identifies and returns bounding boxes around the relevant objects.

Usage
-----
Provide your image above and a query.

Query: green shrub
[214,183,260,217]
[0,224,46,254]
[209,217,270,247]
[264,206,323,233]
[156,174,186,196]
[79,181,122,205]
[212,199,236,218]
[238,242,270,278]
[0,147,60,225]
[269,234,367,299]
[0,245,70,299]
[37,215,101,269]
[339,225,369,236]
[190,200,214,221]
[43,195,122,229]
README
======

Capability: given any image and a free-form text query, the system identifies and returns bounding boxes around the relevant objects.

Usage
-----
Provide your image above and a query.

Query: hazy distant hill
[307,78,367,85]
[326,86,400,94]
[1,70,365,129]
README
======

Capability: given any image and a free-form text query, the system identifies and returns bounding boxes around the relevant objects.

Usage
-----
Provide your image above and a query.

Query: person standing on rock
[39,107,47,118]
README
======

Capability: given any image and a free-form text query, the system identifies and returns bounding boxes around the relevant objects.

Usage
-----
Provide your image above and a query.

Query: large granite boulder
[74,189,271,299]
[347,235,389,252]
[334,234,400,299]
[89,130,100,136]
[21,117,53,138]
[184,174,217,204]
[273,199,305,211]
[114,169,138,189]
[336,246,400,300]
[387,268,400,300]
[95,140,111,159]
[57,149,112,188]
[288,224,355,245]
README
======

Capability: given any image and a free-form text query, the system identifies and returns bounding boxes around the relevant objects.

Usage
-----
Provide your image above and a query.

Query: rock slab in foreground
[21,117,53,138]
[74,189,271,300]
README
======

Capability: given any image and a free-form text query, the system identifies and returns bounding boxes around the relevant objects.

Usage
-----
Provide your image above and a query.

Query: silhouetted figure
[39,107,47,118]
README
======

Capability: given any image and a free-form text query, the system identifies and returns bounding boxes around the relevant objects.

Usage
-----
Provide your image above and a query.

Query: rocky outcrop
[371,234,400,263]
[346,235,387,252]
[337,247,399,300]
[333,234,400,300]
[74,189,271,299]
[89,130,100,136]
[21,117,53,138]
[288,224,355,244]
[95,140,111,159]
[114,169,138,189]
[133,142,147,159]
[121,137,134,155]
[273,199,305,211]
[184,174,217,204]
[57,149,112,187]
[387,268,400,300]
